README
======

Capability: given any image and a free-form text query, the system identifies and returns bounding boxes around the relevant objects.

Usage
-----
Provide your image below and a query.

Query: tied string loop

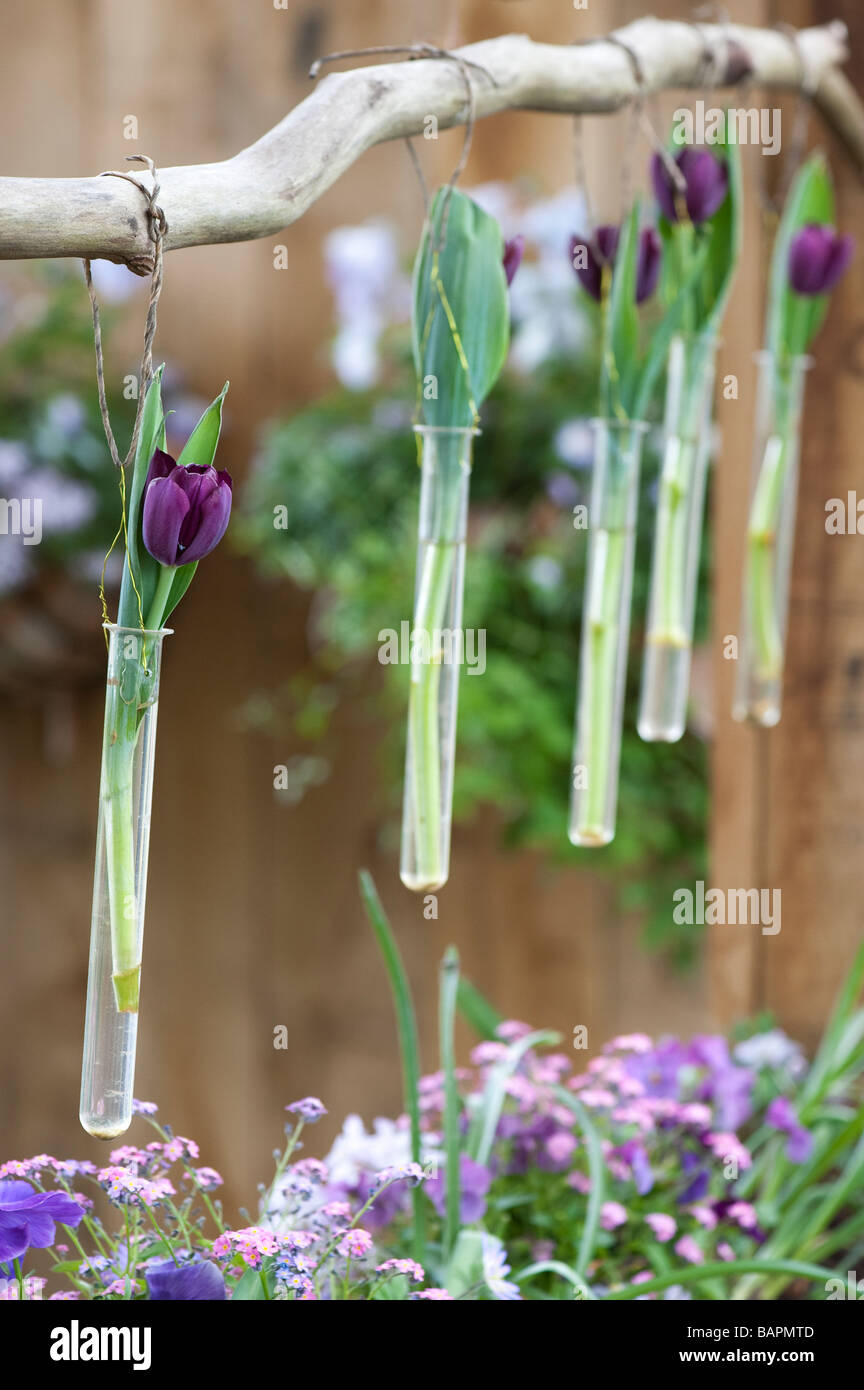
[766,23,820,216]
[83,154,167,471]
[309,43,491,445]
[309,41,493,251]
[82,155,167,636]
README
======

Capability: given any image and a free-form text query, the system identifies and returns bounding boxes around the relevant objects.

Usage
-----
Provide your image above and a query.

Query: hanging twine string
[310,42,492,438]
[82,155,167,634]
[771,23,820,214]
[83,155,167,470]
[571,115,595,236]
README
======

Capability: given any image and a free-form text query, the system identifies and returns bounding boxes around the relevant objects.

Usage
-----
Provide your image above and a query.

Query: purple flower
[624,1039,688,1099]
[0,1181,84,1264]
[426,1154,492,1225]
[652,149,729,225]
[141,449,233,567]
[132,1099,158,1116]
[569,224,661,304]
[678,1153,710,1205]
[689,1036,754,1131]
[502,234,524,287]
[788,224,854,296]
[617,1139,654,1195]
[645,1212,676,1243]
[285,1097,327,1124]
[765,1096,813,1163]
[146,1257,226,1300]
[600,1200,628,1231]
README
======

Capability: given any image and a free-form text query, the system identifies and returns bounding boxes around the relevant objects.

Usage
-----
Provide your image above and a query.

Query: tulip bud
[570,224,661,305]
[787,223,854,296]
[651,149,729,225]
[141,449,233,567]
[502,234,525,287]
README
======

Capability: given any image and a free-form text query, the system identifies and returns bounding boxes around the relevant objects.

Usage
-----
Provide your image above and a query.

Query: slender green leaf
[456,976,502,1039]
[606,202,641,414]
[801,938,864,1106]
[177,381,229,469]
[359,870,426,1266]
[159,382,230,624]
[515,1260,597,1299]
[117,365,165,628]
[554,1085,606,1278]
[439,945,462,1258]
[467,1029,561,1166]
[605,1257,834,1301]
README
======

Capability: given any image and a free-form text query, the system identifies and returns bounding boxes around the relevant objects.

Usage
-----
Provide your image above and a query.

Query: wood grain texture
[708,0,864,1042]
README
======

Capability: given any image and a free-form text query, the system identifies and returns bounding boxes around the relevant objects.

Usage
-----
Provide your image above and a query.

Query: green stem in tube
[649,340,714,650]
[580,528,626,841]
[406,439,466,890]
[103,644,150,1013]
[746,430,788,682]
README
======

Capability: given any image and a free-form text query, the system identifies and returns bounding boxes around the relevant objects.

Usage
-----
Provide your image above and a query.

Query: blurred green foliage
[0,265,134,578]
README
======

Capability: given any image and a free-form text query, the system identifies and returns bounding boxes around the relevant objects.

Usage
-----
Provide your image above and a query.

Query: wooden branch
[0,18,861,274]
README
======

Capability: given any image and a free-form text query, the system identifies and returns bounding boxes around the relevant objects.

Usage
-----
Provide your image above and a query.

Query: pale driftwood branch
[0,18,861,274]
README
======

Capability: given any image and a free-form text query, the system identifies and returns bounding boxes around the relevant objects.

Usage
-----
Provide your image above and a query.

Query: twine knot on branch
[83,155,167,471]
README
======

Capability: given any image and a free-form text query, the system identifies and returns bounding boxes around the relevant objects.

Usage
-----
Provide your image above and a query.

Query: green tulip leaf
[604,203,641,416]
[177,380,229,469]
[413,187,510,428]
[116,365,165,630]
[159,382,231,625]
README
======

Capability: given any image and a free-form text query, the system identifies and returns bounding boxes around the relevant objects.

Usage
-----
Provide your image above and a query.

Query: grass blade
[439,945,462,1259]
[456,976,502,1039]
[358,870,426,1265]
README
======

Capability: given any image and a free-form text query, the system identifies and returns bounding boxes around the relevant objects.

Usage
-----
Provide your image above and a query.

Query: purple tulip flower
[788,224,854,296]
[569,224,661,304]
[651,149,729,225]
[0,1180,84,1265]
[765,1096,813,1164]
[146,1256,226,1300]
[502,234,524,287]
[142,449,233,568]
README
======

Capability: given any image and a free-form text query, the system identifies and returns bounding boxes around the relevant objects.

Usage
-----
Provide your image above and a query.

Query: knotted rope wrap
[82,154,167,471]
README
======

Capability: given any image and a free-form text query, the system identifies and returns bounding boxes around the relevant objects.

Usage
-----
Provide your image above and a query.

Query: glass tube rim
[751,349,815,370]
[103,622,174,638]
[412,423,481,438]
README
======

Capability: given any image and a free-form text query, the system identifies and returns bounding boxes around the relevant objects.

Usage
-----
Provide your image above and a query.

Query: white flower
[26,469,97,534]
[464,181,519,232]
[734,1029,807,1078]
[522,187,588,261]
[0,529,32,594]
[0,441,30,484]
[331,324,381,392]
[480,1233,521,1301]
[324,1115,431,1187]
[323,221,410,389]
[553,419,595,470]
[527,555,563,591]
